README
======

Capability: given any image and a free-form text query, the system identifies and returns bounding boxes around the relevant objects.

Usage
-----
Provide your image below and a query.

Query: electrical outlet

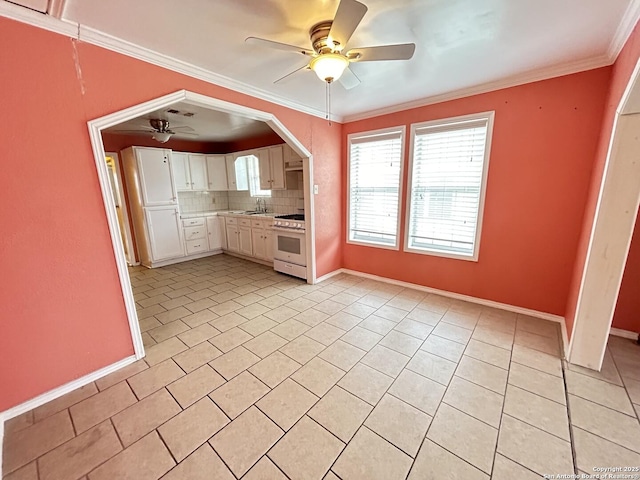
[313,185,319,194]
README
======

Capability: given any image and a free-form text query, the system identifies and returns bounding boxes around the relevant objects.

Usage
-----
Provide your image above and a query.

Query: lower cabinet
[239,226,253,256]
[226,223,240,253]
[206,216,225,250]
[145,206,184,262]
[252,228,274,261]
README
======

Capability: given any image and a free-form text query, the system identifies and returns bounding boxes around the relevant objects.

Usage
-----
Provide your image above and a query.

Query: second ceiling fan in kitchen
[245,0,416,90]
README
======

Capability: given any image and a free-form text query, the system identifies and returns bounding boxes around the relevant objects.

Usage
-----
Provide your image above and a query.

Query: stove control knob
[285,222,290,227]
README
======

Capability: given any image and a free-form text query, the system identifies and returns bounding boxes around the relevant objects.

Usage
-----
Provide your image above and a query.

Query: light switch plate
[313,185,319,194]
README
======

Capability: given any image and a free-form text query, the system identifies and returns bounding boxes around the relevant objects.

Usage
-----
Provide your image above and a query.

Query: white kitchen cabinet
[188,154,208,190]
[225,154,249,191]
[207,216,225,250]
[206,155,229,191]
[173,152,208,191]
[226,223,240,252]
[264,229,274,262]
[134,147,177,206]
[239,226,253,256]
[144,206,184,261]
[283,143,303,170]
[251,228,266,259]
[257,146,286,190]
[171,152,191,192]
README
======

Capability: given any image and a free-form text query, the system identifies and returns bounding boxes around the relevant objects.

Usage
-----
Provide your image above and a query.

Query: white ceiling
[55,0,640,119]
[103,101,276,142]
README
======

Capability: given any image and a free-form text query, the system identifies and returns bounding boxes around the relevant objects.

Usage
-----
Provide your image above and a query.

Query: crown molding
[342,55,613,123]
[0,0,76,36]
[608,0,640,60]
[0,0,634,125]
[0,1,329,121]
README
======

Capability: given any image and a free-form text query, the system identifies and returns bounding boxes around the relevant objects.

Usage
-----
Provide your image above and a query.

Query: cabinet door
[239,226,253,256]
[206,155,229,191]
[226,224,239,252]
[144,207,184,261]
[171,152,191,192]
[251,228,265,259]
[264,230,274,262]
[188,154,208,191]
[136,148,177,206]
[269,146,286,189]
[256,148,272,190]
[206,216,224,250]
[225,155,237,191]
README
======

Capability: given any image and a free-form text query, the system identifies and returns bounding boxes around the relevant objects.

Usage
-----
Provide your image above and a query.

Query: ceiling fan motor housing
[310,21,338,54]
[149,118,172,133]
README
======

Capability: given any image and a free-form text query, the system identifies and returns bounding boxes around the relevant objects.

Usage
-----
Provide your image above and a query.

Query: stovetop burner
[276,214,305,221]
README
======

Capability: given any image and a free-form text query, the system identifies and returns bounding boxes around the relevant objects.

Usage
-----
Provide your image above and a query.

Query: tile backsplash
[178,191,229,214]
[178,189,303,215]
[227,190,304,214]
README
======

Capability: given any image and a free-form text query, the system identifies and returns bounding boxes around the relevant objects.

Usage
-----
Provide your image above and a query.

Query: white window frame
[403,111,495,261]
[347,126,406,250]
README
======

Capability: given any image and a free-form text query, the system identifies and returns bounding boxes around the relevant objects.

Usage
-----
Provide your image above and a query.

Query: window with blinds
[348,127,405,248]
[405,113,493,260]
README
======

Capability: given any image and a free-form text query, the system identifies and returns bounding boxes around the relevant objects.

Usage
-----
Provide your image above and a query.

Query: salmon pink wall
[0,17,341,412]
[613,213,640,333]
[343,69,610,316]
[564,22,640,337]
[219,131,285,153]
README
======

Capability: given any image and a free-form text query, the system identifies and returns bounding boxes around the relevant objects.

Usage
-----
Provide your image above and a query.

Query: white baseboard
[610,327,639,340]
[314,268,345,284]
[319,268,569,357]
[0,354,136,479]
[1,355,137,422]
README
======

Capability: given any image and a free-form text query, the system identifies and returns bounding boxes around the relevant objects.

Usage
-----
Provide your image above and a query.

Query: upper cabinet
[257,145,286,190]
[134,147,177,206]
[283,143,303,170]
[205,155,229,191]
[226,154,249,191]
[172,152,208,191]
[188,154,208,190]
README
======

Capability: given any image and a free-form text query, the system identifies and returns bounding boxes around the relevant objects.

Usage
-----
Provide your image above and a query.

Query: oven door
[273,228,306,266]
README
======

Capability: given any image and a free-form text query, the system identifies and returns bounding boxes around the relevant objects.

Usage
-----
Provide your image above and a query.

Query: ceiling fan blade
[169,131,199,138]
[245,37,314,56]
[339,66,361,90]
[109,129,154,135]
[328,0,368,50]
[169,125,195,132]
[347,43,416,62]
[274,63,310,84]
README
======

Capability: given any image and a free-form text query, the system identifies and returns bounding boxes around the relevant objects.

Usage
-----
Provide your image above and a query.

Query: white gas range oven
[272,214,306,280]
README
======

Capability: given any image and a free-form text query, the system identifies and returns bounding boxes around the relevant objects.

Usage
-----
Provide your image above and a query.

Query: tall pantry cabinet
[122,147,184,267]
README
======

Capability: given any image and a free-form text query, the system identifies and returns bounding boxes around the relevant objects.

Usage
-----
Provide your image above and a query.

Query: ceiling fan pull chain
[326,81,332,127]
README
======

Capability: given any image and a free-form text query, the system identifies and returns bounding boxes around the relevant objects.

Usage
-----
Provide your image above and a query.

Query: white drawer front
[239,218,252,227]
[186,239,208,254]
[182,218,205,227]
[225,217,238,225]
[251,219,265,228]
[184,225,206,240]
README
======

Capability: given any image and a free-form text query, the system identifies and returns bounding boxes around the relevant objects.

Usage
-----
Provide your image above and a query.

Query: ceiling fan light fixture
[310,53,349,83]
[152,132,172,143]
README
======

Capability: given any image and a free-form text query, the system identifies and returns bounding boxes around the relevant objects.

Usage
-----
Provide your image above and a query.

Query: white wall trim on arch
[86,89,316,362]
[567,54,640,371]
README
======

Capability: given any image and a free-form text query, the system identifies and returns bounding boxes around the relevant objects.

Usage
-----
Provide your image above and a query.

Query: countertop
[180,210,280,219]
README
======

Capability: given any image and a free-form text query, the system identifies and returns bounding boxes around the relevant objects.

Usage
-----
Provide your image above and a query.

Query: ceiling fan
[112,119,198,143]
[245,0,416,90]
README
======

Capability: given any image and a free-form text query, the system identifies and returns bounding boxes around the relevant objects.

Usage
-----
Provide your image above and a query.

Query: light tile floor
[4,255,640,479]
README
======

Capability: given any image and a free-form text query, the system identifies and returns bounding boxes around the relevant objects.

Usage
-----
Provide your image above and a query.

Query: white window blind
[348,129,404,248]
[407,116,491,258]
